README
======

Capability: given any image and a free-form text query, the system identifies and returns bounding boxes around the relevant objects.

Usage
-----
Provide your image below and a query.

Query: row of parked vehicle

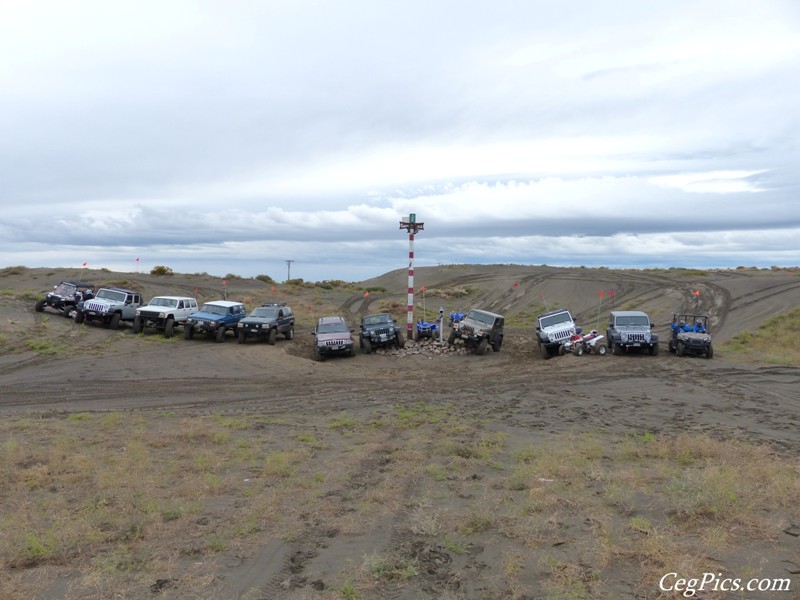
[34,280,713,360]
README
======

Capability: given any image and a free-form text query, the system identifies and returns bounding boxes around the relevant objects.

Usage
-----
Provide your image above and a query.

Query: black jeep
[237,303,295,344]
[359,313,405,353]
[34,280,94,319]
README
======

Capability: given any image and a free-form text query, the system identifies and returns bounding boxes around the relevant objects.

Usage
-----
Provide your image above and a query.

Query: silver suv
[536,308,577,359]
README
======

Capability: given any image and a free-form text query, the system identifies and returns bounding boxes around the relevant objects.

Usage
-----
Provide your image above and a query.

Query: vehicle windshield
[149,298,178,308]
[466,310,495,325]
[251,307,278,318]
[539,311,573,329]
[363,314,392,326]
[318,322,349,334]
[200,304,229,315]
[53,282,77,296]
[96,289,127,302]
[616,315,650,326]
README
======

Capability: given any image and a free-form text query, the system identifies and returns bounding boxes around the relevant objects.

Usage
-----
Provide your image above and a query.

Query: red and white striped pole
[407,232,415,340]
[399,214,424,341]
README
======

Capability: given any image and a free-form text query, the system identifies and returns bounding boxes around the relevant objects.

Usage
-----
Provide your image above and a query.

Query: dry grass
[2,410,800,599]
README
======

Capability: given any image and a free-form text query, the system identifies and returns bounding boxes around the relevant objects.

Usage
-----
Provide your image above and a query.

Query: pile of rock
[369,337,471,358]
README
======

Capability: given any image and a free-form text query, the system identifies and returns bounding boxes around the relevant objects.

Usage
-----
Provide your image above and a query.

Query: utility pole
[399,214,424,341]
[285,260,294,282]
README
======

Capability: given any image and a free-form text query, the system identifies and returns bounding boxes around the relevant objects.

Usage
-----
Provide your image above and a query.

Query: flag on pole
[135,257,140,263]
[82,262,87,266]
[693,290,701,296]
[599,290,604,298]
[364,291,369,297]
[609,289,614,296]
[513,282,519,288]
[223,280,227,286]
[271,286,276,292]
[419,285,425,292]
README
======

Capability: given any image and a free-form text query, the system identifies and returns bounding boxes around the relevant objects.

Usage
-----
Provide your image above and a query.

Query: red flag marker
[82,262,87,267]
[599,290,604,298]
[693,290,701,296]
[513,282,519,288]
[364,291,369,297]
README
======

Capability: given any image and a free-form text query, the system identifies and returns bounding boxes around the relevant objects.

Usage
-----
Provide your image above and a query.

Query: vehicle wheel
[268,328,277,345]
[64,306,78,320]
[558,344,566,356]
[164,318,175,338]
[540,342,550,360]
[396,334,405,349]
[132,315,143,334]
[649,343,659,356]
[74,310,85,324]
[612,342,622,355]
[349,345,356,357]
[574,344,584,356]
[184,325,194,340]
[676,341,685,356]
[447,330,457,346]
[595,344,608,356]
[363,337,372,354]
[668,340,676,353]
[474,338,488,355]
[237,329,246,344]
[285,327,294,340]
[313,346,324,361]
[109,313,121,330]
[35,299,46,312]
[706,344,714,359]
[216,327,226,343]
[491,337,502,352]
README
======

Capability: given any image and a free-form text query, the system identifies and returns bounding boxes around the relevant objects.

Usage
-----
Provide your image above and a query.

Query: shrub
[150,266,174,276]
[255,274,276,284]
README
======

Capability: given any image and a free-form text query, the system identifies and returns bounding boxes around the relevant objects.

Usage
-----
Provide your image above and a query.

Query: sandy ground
[1,265,800,598]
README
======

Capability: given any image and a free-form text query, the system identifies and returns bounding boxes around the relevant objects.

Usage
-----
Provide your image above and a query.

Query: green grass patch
[722,306,800,366]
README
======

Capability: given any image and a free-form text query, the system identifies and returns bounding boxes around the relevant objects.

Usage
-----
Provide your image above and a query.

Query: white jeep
[133,296,199,338]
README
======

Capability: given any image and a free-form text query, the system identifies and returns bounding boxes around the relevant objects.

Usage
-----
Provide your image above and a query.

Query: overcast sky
[1,0,799,282]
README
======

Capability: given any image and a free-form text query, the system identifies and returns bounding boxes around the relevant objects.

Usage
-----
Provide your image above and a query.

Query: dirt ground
[1,265,800,599]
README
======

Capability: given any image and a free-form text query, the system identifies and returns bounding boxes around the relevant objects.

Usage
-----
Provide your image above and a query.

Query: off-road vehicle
[447,308,504,355]
[607,310,659,355]
[133,296,199,338]
[536,308,578,359]
[359,313,405,353]
[74,287,143,329]
[34,280,94,319]
[183,300,247,342]
[237,303,295,344]
[312,316,355,361]
[669,313,713,358]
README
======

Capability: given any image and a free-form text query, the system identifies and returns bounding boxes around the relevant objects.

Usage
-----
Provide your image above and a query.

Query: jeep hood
[190,311,226,322]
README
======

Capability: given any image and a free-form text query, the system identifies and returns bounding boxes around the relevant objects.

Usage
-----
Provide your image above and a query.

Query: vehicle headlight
[262,324,269,329]
[159,312,166,319]
[621,333,628,342]
[644,332,651,342]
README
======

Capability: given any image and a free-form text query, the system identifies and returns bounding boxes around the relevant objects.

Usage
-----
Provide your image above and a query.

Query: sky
[1,0,799,282]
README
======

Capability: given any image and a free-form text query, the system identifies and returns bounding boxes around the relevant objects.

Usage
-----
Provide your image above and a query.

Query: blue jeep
[183,300,247,343]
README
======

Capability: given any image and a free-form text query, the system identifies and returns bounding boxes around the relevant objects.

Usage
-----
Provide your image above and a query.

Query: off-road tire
[668,340,676,353]
[574,344,584,356]
[132,315,143,334]
[475,337,488,355]
[64,306,78,320]
[109,313,121,330]
[162,318,173,338]
[558,344,566,356]
[447,330,457,346]
[363,337,372,354]
[396,334,405,349]
[676,341,685,356]
[649,343,659,356]
[285,327,294,341]
[539,342,550,360]
[612,342,622,355]
[215,327,226,343]
[35,299,46,312]
[184,325,194,340]
[491,337,502,352]
[74,310,85,324]
[594,343,608,356]
[238,329,246,344]
[268,328,277,345]
[706,344,714,359]
[313,346,324,362]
